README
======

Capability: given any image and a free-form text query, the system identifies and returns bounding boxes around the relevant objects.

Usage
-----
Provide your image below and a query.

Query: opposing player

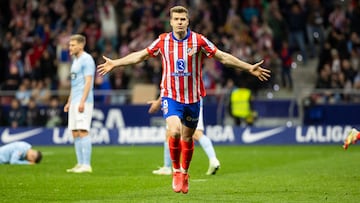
[343,128,360,150]
[0,141,42,165]
[148,97,220,176]
[98,6,270,193]
[64,34,95,173]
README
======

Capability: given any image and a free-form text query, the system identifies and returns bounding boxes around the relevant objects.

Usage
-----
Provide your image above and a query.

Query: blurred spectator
[241,0,261,24]
[280,41,293,90]
[349,2,360,36]
[56,29,72,89]
[3,51,22,91]
[24,35,48,80]
[267,3,288,53]
[316,64,332,89]
[328,3,347,33]
[109,68,130,104]
[341,59,356,85]
[330,48,341,73]
[31,80,51,105]
[15,80,32,106]
[287,2,308,64]
[347,32,360,55]
[26,97,42,127]
[318,42,333,73]
[7,98,26,128]
[306,0,326,57]
[41,96,62,127]
[39,49,58,89]
[94,73,111,104]
[145,58,162,86]
[327,27,348,59]
[98,0,118,51]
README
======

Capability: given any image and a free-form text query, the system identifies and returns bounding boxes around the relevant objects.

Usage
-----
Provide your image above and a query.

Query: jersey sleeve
[199,35,217,58]
[146,35,162,57]
[10,151,30,165]
[83,55,96,76]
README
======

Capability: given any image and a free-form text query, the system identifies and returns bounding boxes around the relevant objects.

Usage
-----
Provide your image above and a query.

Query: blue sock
[198,134,216,160]
[74,137,82,165]
[80,135,92,166]
[164,141,171,168]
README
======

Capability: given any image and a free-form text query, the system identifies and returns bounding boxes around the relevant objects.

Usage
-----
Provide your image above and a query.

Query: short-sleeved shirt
[147,29,217,104]
[70,52,95,104]
[0,141,31,164]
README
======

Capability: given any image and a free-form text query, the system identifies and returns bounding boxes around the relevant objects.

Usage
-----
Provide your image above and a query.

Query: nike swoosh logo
[242,127,285,143]
[1,128,43,143]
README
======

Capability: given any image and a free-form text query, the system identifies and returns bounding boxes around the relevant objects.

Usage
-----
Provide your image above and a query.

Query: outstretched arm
[214,49,271,81]
[97,49,150,75]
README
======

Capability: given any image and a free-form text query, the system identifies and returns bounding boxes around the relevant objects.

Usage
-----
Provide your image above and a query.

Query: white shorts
[68,103,93,131]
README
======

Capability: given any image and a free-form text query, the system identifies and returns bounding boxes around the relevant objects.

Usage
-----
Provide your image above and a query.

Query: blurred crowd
[0,0,360,127]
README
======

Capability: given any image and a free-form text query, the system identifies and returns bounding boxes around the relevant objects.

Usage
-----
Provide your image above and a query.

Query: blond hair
[170,6,189,18]
[70,34,86,45]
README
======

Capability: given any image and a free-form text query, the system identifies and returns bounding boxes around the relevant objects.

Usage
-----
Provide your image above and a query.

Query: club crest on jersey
[187,47,196,56]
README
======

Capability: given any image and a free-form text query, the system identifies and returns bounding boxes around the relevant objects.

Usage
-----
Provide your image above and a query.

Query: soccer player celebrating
[98,6,270,193]
[64,34,95,173]
[148,97,220,176]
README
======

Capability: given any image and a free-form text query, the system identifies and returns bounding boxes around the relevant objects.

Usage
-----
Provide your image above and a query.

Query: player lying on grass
[0,141,42,165]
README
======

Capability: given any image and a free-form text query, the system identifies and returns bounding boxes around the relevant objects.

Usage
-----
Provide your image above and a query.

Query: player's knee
[168,129,180,138]
[192,130,202,141]
[79,130,89,137]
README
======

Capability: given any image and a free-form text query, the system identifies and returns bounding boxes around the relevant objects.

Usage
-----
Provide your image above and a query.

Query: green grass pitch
[0,145,359,202]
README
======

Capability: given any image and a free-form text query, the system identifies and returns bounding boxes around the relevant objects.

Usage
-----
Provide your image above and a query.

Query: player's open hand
[248,60,271,81]
[64,103,70,112]
[147,99,161,114]
[97,56,115,76]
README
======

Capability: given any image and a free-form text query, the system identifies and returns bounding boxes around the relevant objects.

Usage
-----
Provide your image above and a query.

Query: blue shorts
[161,97,200,129]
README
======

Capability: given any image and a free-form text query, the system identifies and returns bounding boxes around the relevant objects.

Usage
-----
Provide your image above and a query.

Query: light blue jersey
[70,52,95,104]
[0,141,31,164]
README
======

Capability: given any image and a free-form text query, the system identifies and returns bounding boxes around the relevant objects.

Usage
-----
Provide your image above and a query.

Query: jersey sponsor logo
[176,59,185,72]
[171,72,191,77]
[242,127,285,143]
[70,72,76,80]
[173,59,190,76]
[186,116,198,122]
[1,128,43,143]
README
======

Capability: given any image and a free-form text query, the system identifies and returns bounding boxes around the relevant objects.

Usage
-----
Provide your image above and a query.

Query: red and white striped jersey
[147,30,217,104]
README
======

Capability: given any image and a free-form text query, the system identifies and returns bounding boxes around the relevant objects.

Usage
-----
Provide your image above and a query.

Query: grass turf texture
[0,145,359,202]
